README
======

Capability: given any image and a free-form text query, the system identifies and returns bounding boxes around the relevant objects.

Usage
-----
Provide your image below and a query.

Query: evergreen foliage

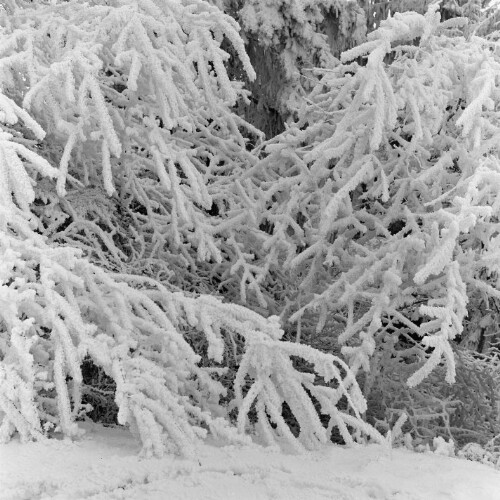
[0,0,384,457]
[1,0,500,460]
[240,3,500,444]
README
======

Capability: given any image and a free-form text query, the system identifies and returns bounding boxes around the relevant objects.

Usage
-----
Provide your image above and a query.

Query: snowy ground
[1,423,500,500]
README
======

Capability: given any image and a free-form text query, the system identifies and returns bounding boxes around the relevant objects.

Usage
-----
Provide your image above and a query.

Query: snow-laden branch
[244,5,500,390]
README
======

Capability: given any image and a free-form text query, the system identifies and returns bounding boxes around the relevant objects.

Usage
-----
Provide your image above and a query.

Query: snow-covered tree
[221,0,485,139]
[220,0,366,137]
[240,4,500,442]
[0,0,384,457]
[3,0,499,457]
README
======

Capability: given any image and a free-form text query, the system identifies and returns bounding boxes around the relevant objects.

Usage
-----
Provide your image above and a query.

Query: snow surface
[1,423,499,500]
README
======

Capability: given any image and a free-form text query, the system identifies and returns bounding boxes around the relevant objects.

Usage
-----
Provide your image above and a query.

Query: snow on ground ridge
[1,422,500,500]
